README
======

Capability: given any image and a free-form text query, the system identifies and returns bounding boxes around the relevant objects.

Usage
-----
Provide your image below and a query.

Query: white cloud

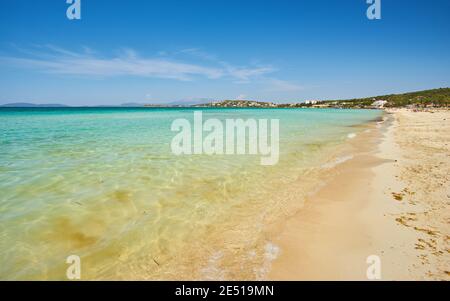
[42,44,83,57]
[225,64,275,82]
[1,54,222,81]
[266,79,304,92]
[0,46,274,82]
[179,48,275,82]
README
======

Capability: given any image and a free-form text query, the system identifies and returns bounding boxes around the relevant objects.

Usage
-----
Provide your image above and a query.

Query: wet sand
[268,109,450,280]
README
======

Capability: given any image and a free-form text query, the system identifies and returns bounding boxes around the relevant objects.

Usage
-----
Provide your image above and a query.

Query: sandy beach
[268,109,450,280]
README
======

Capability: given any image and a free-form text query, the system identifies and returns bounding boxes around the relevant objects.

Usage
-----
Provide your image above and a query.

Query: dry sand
[268,109,450,280]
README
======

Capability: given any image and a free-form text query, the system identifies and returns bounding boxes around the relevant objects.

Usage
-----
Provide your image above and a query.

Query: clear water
[0,107,382,280]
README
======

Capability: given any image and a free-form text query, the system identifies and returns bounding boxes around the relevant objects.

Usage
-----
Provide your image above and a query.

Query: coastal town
[191,99,388,109]
[143,88,450,109]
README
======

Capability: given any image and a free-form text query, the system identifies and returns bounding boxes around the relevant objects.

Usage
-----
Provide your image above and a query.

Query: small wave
[200,251,225,280]
[265,242,280,261]
[254,242,280,280]
[321,155,354,169]
[376,118,386,128]
[347,133,357,139]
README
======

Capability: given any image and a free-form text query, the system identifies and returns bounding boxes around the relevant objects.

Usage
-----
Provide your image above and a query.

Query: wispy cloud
[224,64,276,83]
[178,48,276,82]
[265,78,304,92]
[0,45,275,82]
[177,48,218,61]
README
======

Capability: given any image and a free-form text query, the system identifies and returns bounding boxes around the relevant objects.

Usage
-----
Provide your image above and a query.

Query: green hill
[327,88,450,108]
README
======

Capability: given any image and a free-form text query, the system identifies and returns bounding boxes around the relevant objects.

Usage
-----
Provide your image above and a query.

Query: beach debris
[391,188,415,201]
[392,192,404,201]
[415,243,426,250]
[418,238,436,250]
[395,217,410,227]
[413,227,439,236]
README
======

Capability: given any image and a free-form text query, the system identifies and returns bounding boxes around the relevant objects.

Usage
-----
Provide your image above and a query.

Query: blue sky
[0,0,449,105]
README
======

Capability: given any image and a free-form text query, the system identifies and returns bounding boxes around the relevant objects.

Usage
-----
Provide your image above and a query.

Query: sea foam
[321,155,354,169]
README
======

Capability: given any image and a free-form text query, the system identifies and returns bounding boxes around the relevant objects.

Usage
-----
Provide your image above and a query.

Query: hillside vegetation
[193,88,450,109]
[325,88,450,108]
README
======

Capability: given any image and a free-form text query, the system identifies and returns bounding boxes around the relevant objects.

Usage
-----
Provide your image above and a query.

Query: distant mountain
[135,99,215,107]
[0,102,69,107]
[0,99,217,108]
[120,103,146,107]
[165,98,215,106]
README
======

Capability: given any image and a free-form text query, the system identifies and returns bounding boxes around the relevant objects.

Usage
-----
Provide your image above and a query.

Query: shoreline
[268,109,450,280]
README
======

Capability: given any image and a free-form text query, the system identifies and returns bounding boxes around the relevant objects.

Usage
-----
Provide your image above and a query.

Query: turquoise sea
[0,108,382,280]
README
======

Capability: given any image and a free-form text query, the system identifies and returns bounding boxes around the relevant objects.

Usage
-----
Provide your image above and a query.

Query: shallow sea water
[0,107,382,279]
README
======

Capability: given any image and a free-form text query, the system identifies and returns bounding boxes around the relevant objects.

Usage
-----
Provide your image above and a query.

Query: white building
[304,100,318,105]
[371,100,388,108]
